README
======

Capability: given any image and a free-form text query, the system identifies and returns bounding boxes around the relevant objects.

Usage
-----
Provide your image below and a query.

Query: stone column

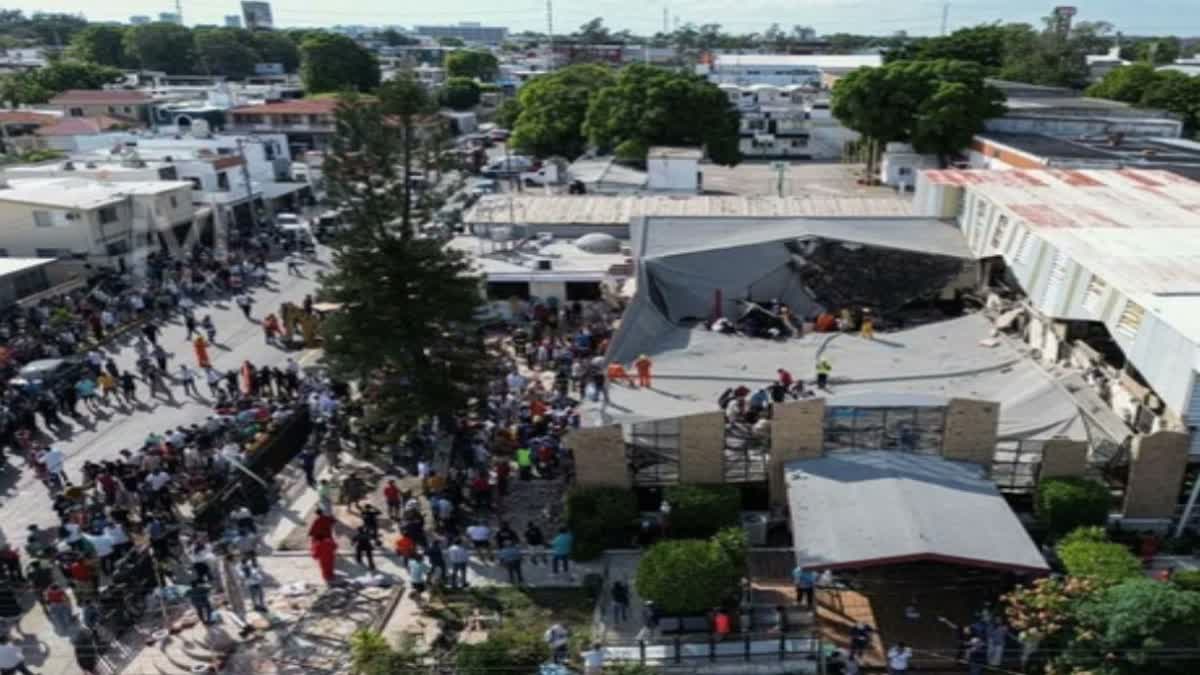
[678,411,726,484]
[1038,438,1089,479]
[567,424,631,489]
[1122,430,1189,520]
[769,399,826,507]
[942,398,1000,469]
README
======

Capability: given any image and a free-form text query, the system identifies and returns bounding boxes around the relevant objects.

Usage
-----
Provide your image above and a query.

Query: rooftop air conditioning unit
[535,259,552,271]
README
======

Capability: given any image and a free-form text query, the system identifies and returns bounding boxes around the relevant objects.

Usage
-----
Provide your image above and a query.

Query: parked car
[482,156,533,177]
[10,358,83,396]
[488,128,511,142]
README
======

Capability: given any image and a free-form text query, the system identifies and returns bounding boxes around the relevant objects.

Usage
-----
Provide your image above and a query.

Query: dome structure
[575,232,621,254]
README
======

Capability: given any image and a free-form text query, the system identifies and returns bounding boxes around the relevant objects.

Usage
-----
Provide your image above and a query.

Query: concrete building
[0,258,55,308]
[48,90,155,126]
[130,15,151,25]
[699,54,882,89]
[224,15,242,28]
[646,147,701,192]
[0,177,194,266]
[241,1,274,30]
[968,132,1200,182]
[158,13,181,25]
[985,79,1183,139]
[227,99,336,155]
[414,22,508,45]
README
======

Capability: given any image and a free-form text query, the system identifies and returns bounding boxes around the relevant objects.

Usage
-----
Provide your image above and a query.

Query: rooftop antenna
[663,6,669,34]
[940,2,950,36]
[175,0,184,25]
[546,0,555,69]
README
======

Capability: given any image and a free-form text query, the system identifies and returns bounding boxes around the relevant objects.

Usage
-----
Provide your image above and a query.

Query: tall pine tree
[318,87,491,428]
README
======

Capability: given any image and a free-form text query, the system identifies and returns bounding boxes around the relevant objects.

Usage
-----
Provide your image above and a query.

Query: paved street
[0,249,324,674]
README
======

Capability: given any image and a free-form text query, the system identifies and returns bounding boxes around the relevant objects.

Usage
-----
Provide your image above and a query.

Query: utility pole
[176,0,184,25]
[663,7,669,33]
[546,0,555,70]
[236,137,260,229]
[940,2,949,36]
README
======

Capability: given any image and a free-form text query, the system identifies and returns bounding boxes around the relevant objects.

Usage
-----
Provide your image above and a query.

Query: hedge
[636,535,744,615]
[566,487,639,561]
[1056,527,1142,585]
[456,631,548,674]
[665,484,741,540]
[1036,477,1112,539]
[1173,569,1200,592]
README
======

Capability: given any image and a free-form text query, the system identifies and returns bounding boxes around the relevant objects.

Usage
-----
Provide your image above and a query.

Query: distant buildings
[413,22,508,45]
[224,15,243,28]
[242,1,274,30]
[129,15,151,25]
[698,53,882,89]
[158,12,181,25]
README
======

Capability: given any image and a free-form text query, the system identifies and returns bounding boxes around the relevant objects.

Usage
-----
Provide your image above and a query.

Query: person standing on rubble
[634,354,653,388]
[816,359,832,390]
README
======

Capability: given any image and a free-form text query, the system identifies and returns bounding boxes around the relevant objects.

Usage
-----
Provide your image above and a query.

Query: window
[1116,301,1145,337]
[975,196,990,224]
[158,167,178,180]
[169,196,178,209]
[991,214,1009,250]
[98,207,119,224]
[217,147,234,156]
[1083,275,1108,314]
[565,281,602,301]
[68,107,84,117]
[485,281,529,300]
[898,167,912,176]
[824,406,946,454]
[107,106,116,113]
[33,210,53,227]
[1014,227,1034,265]
[123,106,132,113]
[217,172,230,191]
[187,177,202,191]
[0,248,10,257]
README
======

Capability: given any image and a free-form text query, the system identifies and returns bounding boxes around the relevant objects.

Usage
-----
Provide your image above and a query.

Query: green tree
[1035,477,1112,539]
[66,24,128,67]
[195,28,259,79]
[444,50,499,82]
[509,64,613,158]
[1087,62,1163,103]
[832,59,1005,169]
[124,22,195,74]
[250,31,301,73]
[664,485,741,539]
[566,487,639,560]
[998,18,1113,89]
[576,17,612,44]
[1124,36,1182,65]
[584,64,741,165]
[456,631,548,674]
[348,630,418,675]
[1069,579,1200,674]
[300,33,380,93]
[494,97,522,128]
[378,76,437,232]
[378,28,418,47]
[1139,71,1200,135]
[440,76,480,110]
[0,74,47,106]
[319,92,490,430]
[636,537,744,615]
[436,36,465,47]
[1055,527,1142,585]
[1,60,122,104]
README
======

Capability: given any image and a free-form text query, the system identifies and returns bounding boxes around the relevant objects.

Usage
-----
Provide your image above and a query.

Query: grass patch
[438,586,595,655]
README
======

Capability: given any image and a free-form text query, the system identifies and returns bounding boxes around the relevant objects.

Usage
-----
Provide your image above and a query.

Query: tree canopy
[444,50,498,82]
[832,59,1005,165]
[318,90,489,430]
[1089,65,1200,134]
[509,64,613,159]
[440,77,481,111]
[66,24,128,68]
[584,64,740,165]
[249,30,301,73]
[0,59,122,105]
[195,28,259,79]
[124,22,196,75]
[299,33,380,93]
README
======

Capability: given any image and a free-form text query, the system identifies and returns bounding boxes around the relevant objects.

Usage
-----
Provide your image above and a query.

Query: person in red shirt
[776,368,794,389]
[495,460,511,497]
[69,558,96,593]
[394,533,416,562]
[383,480,401,521]
[471,474,491,511]
[713,608,731,641]
[308,511,335,541]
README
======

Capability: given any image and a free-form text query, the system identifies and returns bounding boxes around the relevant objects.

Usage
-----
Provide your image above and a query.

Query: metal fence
[603,632,820,665]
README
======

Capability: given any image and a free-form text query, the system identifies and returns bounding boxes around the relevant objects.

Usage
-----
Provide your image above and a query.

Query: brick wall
[769,398,826,506]
[679,411,726,484]
[1039,439,1089,479]
[568,425,631,488]
[942,398,1000,468]
[1123,430,1189,520]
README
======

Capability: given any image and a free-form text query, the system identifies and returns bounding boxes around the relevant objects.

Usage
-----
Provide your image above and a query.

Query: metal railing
[602,632,820,665]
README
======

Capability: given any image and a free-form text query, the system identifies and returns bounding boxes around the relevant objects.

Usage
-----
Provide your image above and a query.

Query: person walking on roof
[634,354,653,388]
[816,359,832,390]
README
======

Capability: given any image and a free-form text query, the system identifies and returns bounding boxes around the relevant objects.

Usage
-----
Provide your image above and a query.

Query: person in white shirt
[581,642,605,675]
[42,447,66,484]
[84,532,115,574]
[887,642,912,675]
[0,634,31,674]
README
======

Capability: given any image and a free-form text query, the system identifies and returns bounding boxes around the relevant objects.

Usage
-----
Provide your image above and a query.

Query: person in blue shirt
[550,527,574,575]
[792,565,816,607]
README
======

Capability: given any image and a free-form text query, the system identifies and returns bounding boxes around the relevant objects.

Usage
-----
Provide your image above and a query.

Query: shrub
[636,538,743,615]
[1172,569,1200,592]
[456,630,548,674]
[1036,477,1111,539]
[1057,527,1142,585]
[665,484,741,539]
[566,487,638,560]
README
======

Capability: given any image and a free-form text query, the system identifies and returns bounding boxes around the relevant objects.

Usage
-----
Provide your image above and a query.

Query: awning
[785,451,1049,573]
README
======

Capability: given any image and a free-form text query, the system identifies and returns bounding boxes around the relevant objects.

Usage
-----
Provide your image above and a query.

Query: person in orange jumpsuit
[606,362,635,387]
[634,354,653,388]
[312,535,338,584]
[240,360,255,396]
[193,335,211,369]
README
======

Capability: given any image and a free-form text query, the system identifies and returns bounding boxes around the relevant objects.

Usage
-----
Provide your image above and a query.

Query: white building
[0,178,195,267]
[914,168,1200,452]
[646,147,701,193]
[699,54,882,89]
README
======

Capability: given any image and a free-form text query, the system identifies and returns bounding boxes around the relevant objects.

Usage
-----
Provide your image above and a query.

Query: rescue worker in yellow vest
[816,359,832,390]
[516,447,534,481]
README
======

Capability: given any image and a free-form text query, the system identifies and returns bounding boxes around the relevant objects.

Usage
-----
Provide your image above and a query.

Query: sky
[12,0,1200,37]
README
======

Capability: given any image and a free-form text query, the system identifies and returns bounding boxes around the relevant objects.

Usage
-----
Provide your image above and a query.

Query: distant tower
[1052,6,1077,38]
[663,7,669,33]
[242,1,274,30]
[175,0,183,25]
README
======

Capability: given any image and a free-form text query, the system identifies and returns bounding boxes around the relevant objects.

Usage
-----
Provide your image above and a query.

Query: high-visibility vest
[517,448,532,467]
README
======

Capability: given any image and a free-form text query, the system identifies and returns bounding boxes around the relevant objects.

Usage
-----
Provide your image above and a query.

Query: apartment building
[48,90,155,126]
[227,99,337,155]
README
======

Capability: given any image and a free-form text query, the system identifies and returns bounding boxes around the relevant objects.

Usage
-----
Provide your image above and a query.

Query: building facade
[413,23,508,45]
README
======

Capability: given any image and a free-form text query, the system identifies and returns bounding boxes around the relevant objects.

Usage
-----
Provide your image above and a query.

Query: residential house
[0,111,59,153]
[35,116,138,152]
[227,99,337,156]
[48,90,155,126]
[0,177,195,268]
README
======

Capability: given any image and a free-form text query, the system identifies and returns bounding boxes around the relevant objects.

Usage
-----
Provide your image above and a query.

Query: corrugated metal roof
[465,195,914,225]
[786,451,1049,572]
